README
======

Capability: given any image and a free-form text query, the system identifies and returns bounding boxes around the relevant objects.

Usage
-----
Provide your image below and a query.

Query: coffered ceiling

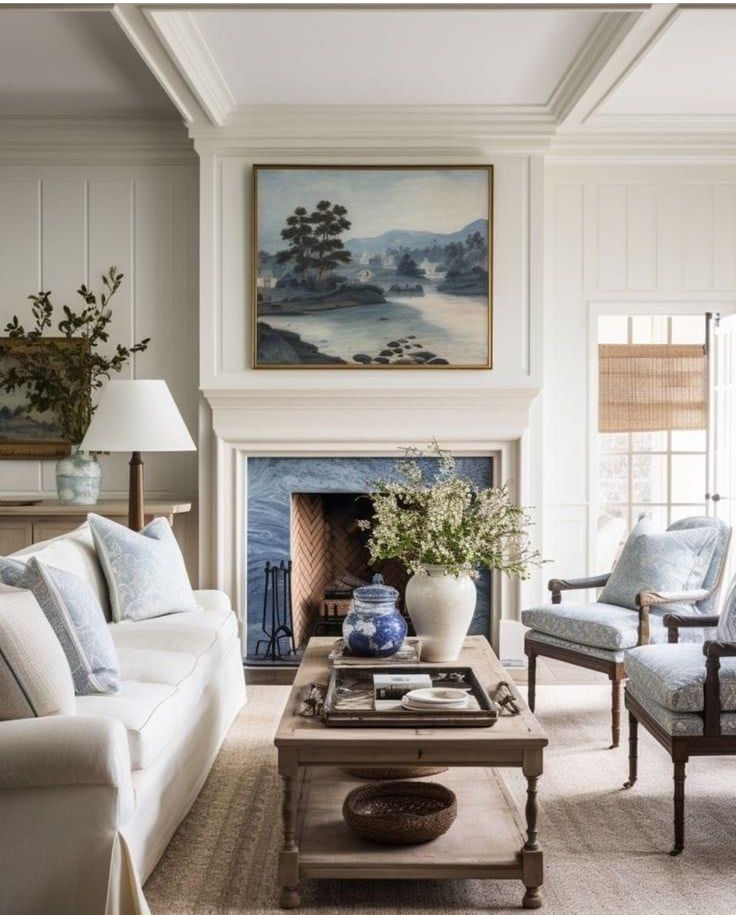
[2,5,736,150]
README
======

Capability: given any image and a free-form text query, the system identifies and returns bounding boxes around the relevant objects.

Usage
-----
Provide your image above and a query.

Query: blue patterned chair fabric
[625,642,736,712]
[624,566,736,735]
[523,517,730,654]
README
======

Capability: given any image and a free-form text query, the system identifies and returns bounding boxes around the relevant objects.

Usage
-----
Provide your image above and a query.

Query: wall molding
[0,118,196,164]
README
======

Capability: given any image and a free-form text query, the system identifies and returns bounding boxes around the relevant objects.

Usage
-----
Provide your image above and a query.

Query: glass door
[710,313,736,588]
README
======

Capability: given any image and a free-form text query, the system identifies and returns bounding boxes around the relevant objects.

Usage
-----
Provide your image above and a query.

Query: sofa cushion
[625,642,736,712]
[110,605,237,660]
[0,584,75,719]
[599,525,717,612]
[10,523,110,619]
[89,513,197,622]
[83,606,239,769]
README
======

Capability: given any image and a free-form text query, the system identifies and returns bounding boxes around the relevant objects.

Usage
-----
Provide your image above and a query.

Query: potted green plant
[0,267,150,504]
[359,444,541,661]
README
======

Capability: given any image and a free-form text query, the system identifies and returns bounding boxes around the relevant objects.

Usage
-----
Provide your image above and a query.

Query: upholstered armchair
[522,516,731,749]
[623,576,736,855]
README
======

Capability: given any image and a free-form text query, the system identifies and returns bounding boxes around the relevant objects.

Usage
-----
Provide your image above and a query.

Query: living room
[0,4,735,914]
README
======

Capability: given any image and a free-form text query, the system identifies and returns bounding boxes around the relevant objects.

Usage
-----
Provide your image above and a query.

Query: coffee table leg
[522,750,543,908]
[278,752,300,909]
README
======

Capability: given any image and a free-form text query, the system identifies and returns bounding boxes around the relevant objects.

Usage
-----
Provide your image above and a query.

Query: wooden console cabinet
[0,499,194,578]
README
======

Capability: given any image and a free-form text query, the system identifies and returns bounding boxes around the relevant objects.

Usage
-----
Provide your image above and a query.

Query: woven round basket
[343,766,448,780]
[342,781,457,845]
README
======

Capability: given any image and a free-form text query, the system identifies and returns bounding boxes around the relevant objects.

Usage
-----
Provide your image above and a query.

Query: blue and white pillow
[0,555,120,695]
[88,513,198,623]
[717,576,736,642]
[600,523,717,612]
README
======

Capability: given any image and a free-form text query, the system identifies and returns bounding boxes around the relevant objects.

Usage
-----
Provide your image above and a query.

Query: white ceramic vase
[404,565,477,662]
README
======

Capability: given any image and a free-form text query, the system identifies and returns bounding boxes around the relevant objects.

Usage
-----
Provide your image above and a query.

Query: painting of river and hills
[253,166,492,368]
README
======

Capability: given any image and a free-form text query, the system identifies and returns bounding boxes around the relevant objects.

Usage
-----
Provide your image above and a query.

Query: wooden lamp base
[129,451,145,531]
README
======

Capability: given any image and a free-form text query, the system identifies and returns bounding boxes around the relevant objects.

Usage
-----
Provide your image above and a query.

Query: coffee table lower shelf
[280,765,542,908]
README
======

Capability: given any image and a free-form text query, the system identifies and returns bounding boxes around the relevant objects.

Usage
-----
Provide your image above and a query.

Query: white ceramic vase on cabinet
[404,565,477,662]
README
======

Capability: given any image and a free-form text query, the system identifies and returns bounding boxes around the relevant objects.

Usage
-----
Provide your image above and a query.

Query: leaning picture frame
[0,337,83,460]
[252,164,493,370]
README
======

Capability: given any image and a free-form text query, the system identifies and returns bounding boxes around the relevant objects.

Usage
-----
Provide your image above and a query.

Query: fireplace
[245,456,493,663]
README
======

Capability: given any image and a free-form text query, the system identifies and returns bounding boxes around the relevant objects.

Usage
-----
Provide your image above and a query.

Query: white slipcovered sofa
[0,524,246,915]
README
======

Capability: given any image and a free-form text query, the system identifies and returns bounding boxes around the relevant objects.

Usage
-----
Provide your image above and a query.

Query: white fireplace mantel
[201,384,541,653]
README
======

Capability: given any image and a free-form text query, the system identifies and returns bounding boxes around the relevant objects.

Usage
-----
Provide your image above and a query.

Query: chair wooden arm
[703,641,736,737]
[663,613,720,644]
[548,574,610,605]
[635,589,711,646]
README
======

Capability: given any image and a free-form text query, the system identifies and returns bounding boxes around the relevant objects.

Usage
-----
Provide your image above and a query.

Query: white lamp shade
[80,380,196,453]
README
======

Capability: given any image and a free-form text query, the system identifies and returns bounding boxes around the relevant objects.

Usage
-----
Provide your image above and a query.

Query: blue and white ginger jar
[342,574,407,658]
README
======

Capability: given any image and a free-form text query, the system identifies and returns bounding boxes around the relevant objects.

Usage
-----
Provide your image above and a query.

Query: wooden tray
[322,665,499,728]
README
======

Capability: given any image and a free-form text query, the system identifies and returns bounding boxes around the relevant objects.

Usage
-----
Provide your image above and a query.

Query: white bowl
[403,687,469,707]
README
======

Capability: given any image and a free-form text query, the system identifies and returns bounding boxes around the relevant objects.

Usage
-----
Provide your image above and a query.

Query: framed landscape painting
[0,338,77,459]
[253,165,493,369]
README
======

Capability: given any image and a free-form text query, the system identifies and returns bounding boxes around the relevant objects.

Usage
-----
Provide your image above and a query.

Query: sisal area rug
[146,685,736,915]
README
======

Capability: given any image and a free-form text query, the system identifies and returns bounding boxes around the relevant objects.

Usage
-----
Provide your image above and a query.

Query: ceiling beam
[145,10,235,127]
[111,3,210,127]
[556,3,679,131]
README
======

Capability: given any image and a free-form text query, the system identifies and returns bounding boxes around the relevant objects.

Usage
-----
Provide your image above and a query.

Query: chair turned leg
[623,712,638,788]
[610,677,623,749]
[527,650,537,713]
[670,761,686,856]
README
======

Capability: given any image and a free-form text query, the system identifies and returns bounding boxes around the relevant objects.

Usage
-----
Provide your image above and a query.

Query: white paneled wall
[0,162,199,500]
[544,164,736,593]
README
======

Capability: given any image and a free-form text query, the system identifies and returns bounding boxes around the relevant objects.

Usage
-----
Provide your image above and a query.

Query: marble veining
[246,456,493,659]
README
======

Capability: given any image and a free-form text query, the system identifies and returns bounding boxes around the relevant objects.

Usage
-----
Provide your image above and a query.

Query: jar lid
[353,573,399,603]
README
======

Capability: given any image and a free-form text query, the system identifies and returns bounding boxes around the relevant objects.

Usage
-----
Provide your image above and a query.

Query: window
[597,315,707,535]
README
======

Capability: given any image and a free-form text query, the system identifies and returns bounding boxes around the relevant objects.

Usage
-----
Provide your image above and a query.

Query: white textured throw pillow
[11,522,111,619]
[0,584,75,720]
[88,513,197,622]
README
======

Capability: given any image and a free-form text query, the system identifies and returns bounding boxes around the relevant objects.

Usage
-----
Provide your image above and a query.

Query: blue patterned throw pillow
[717,576,736,642]
[88,513,198,622]
[600,525,717,612]
[0,555,120,695]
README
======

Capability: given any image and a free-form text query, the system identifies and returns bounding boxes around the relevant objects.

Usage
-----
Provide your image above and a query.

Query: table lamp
[80,379,196,531]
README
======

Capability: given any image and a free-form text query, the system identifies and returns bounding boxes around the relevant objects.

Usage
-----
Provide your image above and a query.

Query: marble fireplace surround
[204,386,540,659]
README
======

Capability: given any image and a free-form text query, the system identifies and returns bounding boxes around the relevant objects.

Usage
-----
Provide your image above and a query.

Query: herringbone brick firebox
[290,492,408,649]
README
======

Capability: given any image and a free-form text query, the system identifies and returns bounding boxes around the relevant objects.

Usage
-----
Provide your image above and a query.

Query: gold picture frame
[0,337,83,460]
[252,164,493,370]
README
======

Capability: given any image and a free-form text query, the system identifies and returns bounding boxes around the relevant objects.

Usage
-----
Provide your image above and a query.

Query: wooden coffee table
[274,636,548,909]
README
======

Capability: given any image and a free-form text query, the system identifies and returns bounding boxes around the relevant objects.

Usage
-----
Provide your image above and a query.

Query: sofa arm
[0,715,134,821]
[194,589,232,614]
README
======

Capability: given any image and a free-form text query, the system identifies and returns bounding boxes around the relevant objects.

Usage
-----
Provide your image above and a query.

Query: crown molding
[189,104,557,151]
[0,118,196,164]
[146,10,235,127]
[548,129,736,163]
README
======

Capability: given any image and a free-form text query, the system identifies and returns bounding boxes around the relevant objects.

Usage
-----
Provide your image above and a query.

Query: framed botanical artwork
[0,338,82,459]
[252,165,493,369]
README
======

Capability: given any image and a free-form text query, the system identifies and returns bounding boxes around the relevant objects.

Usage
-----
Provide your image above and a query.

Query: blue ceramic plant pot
[342,574,407,658]
[56,448,102,505]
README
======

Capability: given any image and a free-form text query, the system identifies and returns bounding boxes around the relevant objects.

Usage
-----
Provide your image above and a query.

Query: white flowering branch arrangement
[358,444,541,579]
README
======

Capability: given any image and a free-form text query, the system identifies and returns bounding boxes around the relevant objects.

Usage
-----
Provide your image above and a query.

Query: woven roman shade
[598,343,707,433]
